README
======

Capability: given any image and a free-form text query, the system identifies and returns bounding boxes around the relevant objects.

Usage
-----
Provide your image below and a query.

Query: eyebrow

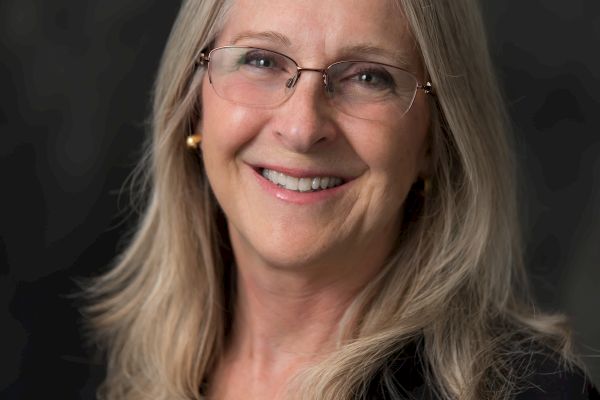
[338,44,413,69]
[229,30,292,47]
[228,31,413,69]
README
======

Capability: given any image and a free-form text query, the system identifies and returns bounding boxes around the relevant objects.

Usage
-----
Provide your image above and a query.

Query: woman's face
[200,0,431,275]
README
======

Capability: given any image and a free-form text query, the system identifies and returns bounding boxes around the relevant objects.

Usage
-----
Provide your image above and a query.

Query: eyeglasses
[196,46,432,121]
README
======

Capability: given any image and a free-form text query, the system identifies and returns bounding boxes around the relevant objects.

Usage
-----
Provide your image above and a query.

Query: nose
[272,71,337,153]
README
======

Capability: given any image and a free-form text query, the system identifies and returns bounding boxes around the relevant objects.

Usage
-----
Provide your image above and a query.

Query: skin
[199,0,431,397]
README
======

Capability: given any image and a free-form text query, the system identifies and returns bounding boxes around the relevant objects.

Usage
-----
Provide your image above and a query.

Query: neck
[229,267,360,364]
[209,226,395,399]
[224,237,392,374]
[214,267,362,400]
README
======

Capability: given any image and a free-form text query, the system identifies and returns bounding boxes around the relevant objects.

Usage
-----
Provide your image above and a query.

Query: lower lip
[251,167,351,205]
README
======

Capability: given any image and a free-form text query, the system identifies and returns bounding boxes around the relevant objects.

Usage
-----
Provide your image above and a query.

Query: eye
[350,68,395,90]
[245,53,273,68]
[241,50,281,70]
[330,62,399,96]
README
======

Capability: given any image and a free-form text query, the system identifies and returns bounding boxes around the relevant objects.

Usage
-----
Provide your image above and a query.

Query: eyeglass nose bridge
[285,66,330,92]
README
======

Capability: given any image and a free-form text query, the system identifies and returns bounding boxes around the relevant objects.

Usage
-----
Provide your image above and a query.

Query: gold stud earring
[417,177,432,197]
[423,178,432,195]
[186,133,202,149]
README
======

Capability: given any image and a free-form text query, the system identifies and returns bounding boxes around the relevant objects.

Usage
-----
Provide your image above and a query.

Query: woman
[87,0,598,399]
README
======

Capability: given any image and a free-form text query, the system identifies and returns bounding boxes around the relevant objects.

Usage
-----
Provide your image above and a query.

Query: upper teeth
[261,168,343,192]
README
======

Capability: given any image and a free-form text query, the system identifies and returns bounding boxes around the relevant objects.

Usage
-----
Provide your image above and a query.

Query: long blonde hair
[86,0,574,399]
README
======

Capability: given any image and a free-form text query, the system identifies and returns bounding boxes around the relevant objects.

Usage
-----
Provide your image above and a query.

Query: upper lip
[251,163,357,182]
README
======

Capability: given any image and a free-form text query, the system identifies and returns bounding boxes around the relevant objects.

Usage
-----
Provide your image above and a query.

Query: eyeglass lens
[207,47,419,120]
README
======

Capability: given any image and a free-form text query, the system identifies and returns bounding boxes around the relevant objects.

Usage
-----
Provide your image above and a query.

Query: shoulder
[513,352,599,400]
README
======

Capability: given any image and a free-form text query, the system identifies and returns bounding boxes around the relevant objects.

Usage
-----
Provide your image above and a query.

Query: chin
[231,227,343,272]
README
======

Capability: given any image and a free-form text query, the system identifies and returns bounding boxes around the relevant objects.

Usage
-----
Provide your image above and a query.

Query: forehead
[216,0,416,66]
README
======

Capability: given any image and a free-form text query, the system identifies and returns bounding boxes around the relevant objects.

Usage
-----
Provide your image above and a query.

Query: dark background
[1,0,599,398]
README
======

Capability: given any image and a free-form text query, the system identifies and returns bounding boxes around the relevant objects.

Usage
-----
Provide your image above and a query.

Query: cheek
[200,78,266,156]
[348,111,430,185]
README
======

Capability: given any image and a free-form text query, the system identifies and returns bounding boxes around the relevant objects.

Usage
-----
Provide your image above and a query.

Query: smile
[261,168,344,192]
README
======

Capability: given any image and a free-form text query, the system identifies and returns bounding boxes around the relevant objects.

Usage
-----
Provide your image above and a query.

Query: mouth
[259,167,346,192]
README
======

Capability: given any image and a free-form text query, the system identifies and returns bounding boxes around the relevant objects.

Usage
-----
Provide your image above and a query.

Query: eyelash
[350,68,394,86]
[241,51,281,68]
